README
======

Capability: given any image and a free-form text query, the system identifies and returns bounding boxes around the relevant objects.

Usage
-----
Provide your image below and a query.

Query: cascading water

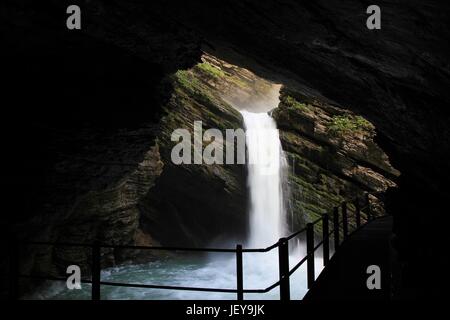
[241,111,287,248]
[33,87,314,301]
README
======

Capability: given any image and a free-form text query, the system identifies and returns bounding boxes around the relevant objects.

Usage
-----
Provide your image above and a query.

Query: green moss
[283,95,309,112]
[196,62,251,90]
[160,69,243,152]
[174,70,201,92]
[196,62,226,79]
[173,70,217,106]
[327,115,374,136]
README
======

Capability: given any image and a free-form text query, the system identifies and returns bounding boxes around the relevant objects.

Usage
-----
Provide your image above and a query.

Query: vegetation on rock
[196,61,226,79]
[282,95,309,112]
[274,88,397,235]
[173,69,217,107]
[141,57,247,247]
[327,115,374,137]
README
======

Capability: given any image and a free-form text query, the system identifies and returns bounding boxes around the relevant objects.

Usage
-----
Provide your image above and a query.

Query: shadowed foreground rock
[2,0,449,299]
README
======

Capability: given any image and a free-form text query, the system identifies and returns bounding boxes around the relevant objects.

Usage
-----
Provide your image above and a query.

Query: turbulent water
[242,111,286,248]
[33,106,323,300]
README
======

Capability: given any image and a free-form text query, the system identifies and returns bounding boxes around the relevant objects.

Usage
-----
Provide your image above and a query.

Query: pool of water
[27,246,322,300]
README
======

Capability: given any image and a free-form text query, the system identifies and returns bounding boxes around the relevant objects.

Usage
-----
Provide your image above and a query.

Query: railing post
[278,238,290,300]
[342,202,348,238]
[8,240,19,300]
[333,207,340,249]
[355,199,361,228]
[322,214,329,266]
[236,244,244,301]
[91,241,101,301]
[306,223,315,289]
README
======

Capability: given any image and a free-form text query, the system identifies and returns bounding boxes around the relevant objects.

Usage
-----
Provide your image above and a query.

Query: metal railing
[10,193,377,300]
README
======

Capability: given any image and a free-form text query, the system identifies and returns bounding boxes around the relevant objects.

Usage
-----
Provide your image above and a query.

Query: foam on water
[33,92,325,300]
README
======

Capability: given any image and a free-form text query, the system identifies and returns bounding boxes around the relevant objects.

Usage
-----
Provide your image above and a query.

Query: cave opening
[23,52,400,300]
[4,0,449,303]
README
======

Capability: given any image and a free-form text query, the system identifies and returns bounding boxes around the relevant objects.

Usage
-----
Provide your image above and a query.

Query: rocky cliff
[7,60,249,288]
[273,88,398,233]
[180,55,398,237]
[3,0,449,299]
[139,59,248,248]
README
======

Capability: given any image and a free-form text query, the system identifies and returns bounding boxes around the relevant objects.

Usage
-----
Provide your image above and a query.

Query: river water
[31,105,322,300]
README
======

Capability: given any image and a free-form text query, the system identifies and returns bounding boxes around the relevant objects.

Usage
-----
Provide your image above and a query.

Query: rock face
[11,64,247,283]
[195,55,398,237]
[3,0,449,299]
[12,128,165,281]
[2,0,203,293]
[155,0,450,298]
[273,88,398,233]
[139,60,248,247]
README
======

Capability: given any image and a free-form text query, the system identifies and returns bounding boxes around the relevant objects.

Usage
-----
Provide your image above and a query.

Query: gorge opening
[26,53,397,300]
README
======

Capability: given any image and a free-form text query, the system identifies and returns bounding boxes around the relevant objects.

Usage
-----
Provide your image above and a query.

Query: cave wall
[2,0,203,296]
[273,87,398,234]
[159,0,450,298]
[198,56,398,237]
[2,0,449,299]
[139,61,248,247]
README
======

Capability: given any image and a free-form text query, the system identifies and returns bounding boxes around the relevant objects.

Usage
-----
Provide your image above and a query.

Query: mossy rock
[326,114,374,137]
[196,61,226,79]
[282,95,310,112]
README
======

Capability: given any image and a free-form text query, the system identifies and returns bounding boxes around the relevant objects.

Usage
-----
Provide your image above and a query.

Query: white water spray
[36,80,318,301]
[241,111,287,247]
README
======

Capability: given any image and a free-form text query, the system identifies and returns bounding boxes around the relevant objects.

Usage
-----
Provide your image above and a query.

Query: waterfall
[39,85,314,301]
[241,111,287,247]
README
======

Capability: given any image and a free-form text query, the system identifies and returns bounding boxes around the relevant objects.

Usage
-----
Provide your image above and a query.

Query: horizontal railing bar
[20,235,330,254]
[242,243,278,253]
[19,273,284,294]
[242,289,266,293]
[19,274,281,294]
[103,281,287,294]
[20,241,283,254]
[16,219,379,298]
[18,203,372,254]
[101,244,237,252]
[313,239,324,251]
[261,280,282,293]
[102,281,287,294]
[100,281,238,293]
[288,255,308,276]
[287,239,332,278]
[21,241,238,253]
[287,239,326,277]
[241,248,265,253]
[242,280,283,294]
[12,194,377,300]
[240,281,281,294]
[285,227,307,241]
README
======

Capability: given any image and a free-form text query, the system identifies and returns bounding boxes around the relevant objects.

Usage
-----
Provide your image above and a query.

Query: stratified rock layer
[273,88,398,233]
[3,0,449,299]
[139,63,248,247]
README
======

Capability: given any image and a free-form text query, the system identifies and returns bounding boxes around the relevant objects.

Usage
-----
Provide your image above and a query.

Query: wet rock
[273,88,398,232]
